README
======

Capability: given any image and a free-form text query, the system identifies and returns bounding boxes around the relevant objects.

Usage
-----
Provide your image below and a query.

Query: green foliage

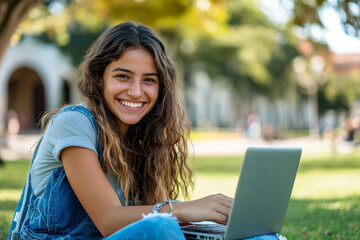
[37,23,104,65]
[318,87,350,114]
[318,71,360,114]
[180,1,299,99]
[291,0,360,37]
[227,0,272,27]
[17,0,229,45]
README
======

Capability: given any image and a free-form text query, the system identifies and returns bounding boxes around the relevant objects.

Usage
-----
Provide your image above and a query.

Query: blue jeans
[105,215,186,240]
[104,214,280,240]
[245,234,280,240]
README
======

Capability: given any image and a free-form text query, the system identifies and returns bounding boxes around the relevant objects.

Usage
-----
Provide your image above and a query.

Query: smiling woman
[7,21,275,240]
[102,47,159,133]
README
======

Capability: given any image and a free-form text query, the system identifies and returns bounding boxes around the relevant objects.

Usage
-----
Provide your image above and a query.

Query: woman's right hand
[173,194,233,225]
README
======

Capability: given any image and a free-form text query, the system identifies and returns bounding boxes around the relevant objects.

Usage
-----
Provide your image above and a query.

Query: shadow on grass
[192,154,360,175]
[298,158,360,173]
[283,196,360,240]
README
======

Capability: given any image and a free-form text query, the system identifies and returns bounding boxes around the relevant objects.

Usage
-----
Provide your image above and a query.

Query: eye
[144,78,157,83]
[115,74,130,80]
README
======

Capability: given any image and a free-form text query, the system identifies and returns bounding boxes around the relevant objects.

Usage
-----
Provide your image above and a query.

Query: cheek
[145,84,160,101]
[152,87,160,103]
[103,86,111,101]
[103,83,117,107]
[104,80,122,97]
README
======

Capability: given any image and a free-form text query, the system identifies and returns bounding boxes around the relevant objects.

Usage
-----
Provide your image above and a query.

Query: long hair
[76,21,193,205]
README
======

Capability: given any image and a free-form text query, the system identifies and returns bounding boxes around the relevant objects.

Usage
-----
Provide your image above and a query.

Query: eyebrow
[112,67,159,77]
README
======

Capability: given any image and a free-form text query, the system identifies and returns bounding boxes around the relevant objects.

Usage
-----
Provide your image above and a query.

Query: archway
[7,67,46,132]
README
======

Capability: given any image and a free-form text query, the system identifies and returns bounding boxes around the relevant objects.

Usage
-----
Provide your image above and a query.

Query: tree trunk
[0,0,44,63]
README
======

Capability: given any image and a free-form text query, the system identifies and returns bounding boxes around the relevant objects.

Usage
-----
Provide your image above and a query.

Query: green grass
[1,153,360,239]
[189,153,360,239]
[0,160,29,239]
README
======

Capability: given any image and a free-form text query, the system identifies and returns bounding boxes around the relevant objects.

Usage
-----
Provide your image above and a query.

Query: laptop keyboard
[181,224,227,234]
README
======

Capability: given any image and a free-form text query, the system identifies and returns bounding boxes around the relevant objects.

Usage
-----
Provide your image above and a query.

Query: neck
[119,122,129,135]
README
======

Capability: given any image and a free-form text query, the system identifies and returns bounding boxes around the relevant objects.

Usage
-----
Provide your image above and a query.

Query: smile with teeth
[120,100,144,108]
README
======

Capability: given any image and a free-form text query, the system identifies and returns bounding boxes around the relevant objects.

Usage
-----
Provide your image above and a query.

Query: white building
[0,38,79,133]
[186,70,311,138]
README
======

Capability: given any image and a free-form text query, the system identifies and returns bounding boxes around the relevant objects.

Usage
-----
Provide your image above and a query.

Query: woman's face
[102,47,160,134]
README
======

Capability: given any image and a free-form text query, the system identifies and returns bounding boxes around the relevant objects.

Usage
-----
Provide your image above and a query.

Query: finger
[213,193,232,200]
[210,211,229,224]
[212,194,233,209]
[214,203,231,218]
[221,198,233,208]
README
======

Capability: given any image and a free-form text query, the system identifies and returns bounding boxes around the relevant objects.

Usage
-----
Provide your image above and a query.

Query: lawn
[190,154,360,239]
[0,160,29,240]
[1,153,360,239]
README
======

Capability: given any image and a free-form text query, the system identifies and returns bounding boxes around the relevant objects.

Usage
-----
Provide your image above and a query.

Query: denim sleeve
[49,110,98,162]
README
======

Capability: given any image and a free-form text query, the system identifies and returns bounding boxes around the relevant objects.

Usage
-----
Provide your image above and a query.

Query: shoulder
[42,105,99,161]
[52,104,97,130]
[45,104,98,142]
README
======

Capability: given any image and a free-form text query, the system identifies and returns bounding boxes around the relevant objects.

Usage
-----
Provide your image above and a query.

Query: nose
[127,80,143,98]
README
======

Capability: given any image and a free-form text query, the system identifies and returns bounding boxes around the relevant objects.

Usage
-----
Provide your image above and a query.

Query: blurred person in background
[344,113,359,142]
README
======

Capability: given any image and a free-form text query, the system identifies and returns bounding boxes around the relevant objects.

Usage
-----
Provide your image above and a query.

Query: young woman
[8,22,280,240]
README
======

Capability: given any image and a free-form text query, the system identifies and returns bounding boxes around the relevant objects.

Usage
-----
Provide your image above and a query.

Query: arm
[61,147,153,237]
[62,147,233,237]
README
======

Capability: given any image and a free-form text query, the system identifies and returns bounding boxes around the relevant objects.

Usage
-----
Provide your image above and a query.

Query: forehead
[107,47,157,73]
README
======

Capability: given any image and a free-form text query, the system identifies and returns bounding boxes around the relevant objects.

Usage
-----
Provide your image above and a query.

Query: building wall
[330,53,360,74]
[186,70,313,138]
[0,38,78,133]
[186,71,237,129]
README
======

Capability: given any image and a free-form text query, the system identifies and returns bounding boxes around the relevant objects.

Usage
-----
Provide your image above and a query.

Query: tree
[0,0,230,65]
[6,0,231,65]
[1,0,359,65]
[290,0,360,37]
[179,0,299,99]
[0,0,44,62]
[318,71,360,114]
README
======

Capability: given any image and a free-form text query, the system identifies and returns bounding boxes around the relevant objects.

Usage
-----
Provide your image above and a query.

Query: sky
[260,0,360,55]
[316,9,360,54]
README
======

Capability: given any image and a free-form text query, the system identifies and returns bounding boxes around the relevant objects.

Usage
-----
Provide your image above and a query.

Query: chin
[121,118,142,125]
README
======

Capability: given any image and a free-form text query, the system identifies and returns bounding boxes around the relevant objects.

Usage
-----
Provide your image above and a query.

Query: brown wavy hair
[76,21,193,205]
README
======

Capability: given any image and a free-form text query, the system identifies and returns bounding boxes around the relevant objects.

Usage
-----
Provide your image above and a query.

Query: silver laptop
[181,147,302,240]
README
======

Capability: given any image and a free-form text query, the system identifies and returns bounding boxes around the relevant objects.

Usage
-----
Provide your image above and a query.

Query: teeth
[121,100,143,108]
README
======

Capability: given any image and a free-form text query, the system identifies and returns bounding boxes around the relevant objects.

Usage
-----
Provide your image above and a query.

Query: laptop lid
[224,147,302,240]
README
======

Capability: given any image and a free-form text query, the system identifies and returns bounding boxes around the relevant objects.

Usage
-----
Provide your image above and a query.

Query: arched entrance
[7,67,46,132]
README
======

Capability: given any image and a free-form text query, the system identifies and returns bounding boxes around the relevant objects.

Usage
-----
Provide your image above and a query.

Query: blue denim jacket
[8,105,103,240]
